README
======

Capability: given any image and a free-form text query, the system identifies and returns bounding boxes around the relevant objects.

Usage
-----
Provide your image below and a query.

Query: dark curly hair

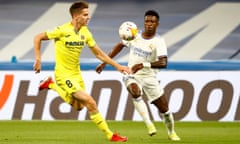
[144,10,159,21]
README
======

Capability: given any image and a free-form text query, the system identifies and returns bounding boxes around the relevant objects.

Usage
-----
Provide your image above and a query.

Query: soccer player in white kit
[96,10,180,141]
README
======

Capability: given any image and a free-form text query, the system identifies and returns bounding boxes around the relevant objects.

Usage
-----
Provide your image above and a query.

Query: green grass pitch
[0,121,239,144]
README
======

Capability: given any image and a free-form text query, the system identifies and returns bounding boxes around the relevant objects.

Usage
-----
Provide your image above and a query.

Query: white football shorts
[123,74,164,103]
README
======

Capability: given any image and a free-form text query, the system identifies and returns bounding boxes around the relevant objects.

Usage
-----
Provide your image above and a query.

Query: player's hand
[33,59,41,73]
[118,65,131,74]
[131,63,143,74]
[95,63,106,74]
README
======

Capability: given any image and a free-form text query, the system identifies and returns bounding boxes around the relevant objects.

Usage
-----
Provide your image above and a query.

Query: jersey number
[66,80,73,88]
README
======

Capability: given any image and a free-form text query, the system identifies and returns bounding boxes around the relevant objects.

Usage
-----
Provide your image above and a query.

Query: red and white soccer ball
[118,21,138,41]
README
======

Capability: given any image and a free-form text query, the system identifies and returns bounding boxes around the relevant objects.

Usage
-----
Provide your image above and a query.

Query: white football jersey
[122,32,167,76]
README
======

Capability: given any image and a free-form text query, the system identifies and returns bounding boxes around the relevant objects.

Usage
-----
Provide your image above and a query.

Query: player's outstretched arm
[33,32,49,73]
[91,44,130,74]
[95,42,125,74]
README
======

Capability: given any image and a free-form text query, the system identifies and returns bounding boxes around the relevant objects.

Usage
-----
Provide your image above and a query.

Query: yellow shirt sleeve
[46,26,63,39]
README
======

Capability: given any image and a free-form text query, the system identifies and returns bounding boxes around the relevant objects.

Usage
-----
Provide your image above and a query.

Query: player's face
[75,8,90,26]
[143,15,159,36]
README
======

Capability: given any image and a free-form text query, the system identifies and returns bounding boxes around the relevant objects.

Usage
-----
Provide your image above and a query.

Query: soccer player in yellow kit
[33,1,129,142]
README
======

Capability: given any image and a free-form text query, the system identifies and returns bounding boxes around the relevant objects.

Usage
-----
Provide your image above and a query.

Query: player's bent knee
[71,99,84,111]
[128,84,141,98]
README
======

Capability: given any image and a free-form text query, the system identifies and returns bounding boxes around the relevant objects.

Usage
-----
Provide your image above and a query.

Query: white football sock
[132,97,153,126]
[161,110,175,134]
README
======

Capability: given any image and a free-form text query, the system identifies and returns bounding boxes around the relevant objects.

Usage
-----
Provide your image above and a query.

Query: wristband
[142,62,151,68]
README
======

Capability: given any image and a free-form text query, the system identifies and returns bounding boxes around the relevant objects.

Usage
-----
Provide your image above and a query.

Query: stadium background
[0,0,240,121]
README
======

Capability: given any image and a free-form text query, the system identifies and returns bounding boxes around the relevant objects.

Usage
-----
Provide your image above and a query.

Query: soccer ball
[118,21,138,41]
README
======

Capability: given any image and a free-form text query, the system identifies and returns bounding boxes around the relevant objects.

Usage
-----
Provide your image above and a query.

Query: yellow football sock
[90,112,113,140]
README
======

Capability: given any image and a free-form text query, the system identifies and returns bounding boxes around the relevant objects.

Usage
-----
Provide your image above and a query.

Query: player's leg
[39,76,127,142]
[142,76,180,141]
[72,90,127,142]
[125,78,156,136]
[71,97,84,111]
[69,76,127,142]
[39,76,80,107]
[39,76,72,103]
[151,95,180,141]
[53,76,111,136]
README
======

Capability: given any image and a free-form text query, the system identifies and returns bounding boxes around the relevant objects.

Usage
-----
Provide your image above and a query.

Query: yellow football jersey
[46,22,96,77]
